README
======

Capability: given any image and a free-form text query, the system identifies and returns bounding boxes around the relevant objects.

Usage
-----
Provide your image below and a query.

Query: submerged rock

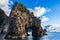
[5,2,46,39]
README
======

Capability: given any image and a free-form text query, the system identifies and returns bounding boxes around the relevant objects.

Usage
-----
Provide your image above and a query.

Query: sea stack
[5,2,46,39]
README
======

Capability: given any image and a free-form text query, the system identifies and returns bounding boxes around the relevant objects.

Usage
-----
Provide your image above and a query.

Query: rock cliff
[0,9,8,33]
[5,2,46,39]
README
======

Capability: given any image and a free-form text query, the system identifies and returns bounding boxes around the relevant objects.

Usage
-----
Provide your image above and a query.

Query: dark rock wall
[0,9,8,33]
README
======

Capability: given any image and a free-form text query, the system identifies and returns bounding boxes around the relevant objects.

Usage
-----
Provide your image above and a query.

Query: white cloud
[28,6,51,22]
[33,7,46,17]
[0,0,8,6]
[41,16,49,22]
[48,25,60,32]
[0,0,13,16]
[28,7,51,17]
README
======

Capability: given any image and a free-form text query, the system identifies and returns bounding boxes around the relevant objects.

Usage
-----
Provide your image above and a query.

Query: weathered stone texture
[5,2,46,39]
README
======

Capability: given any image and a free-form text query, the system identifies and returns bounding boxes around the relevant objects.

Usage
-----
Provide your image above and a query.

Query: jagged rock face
[0,9,7,25]
[5,3,28,39]
[0,9,8,33]
[31,17,45,36]
[5,2,45,39]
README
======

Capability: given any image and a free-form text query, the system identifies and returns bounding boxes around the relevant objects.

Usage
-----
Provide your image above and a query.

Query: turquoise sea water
[0,32,60,40]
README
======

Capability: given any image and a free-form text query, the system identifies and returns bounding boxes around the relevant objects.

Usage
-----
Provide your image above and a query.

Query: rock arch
[5,2,46,39]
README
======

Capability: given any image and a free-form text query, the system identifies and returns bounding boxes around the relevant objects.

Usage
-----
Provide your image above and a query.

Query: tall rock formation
[5,2,46,39]
[0,9,7,26]
[0,8,8,33]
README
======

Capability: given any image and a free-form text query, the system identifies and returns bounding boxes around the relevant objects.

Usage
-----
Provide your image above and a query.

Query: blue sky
[11,0,60,8]
[0,0,60,26]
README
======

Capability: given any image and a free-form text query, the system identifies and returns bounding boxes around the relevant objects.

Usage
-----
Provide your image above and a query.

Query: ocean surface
[0,32,60,40]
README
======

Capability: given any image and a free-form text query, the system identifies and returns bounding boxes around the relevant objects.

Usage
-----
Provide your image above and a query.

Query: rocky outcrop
[5,2,28,39]
[0,9,6,26]
[5,2,46,39]
[31,17,45,36]
[0,8,8,33]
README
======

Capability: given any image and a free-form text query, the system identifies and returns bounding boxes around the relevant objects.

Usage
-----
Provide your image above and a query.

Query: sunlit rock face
[5,2,46,39]
[5,2,28,39]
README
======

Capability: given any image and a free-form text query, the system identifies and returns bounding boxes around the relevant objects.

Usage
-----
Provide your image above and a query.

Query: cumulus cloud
[28,7,51,17]
[0,0,13,16]
[28,6,51,22]
[33,7,46,17]
[0,0,8,6]
[41,16,49,22]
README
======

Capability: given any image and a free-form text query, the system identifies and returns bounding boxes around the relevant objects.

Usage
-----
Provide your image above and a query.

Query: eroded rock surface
[5,2,46,39]
[0,9,8,33]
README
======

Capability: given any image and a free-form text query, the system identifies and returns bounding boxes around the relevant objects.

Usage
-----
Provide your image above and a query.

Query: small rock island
[0,2,46,39]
